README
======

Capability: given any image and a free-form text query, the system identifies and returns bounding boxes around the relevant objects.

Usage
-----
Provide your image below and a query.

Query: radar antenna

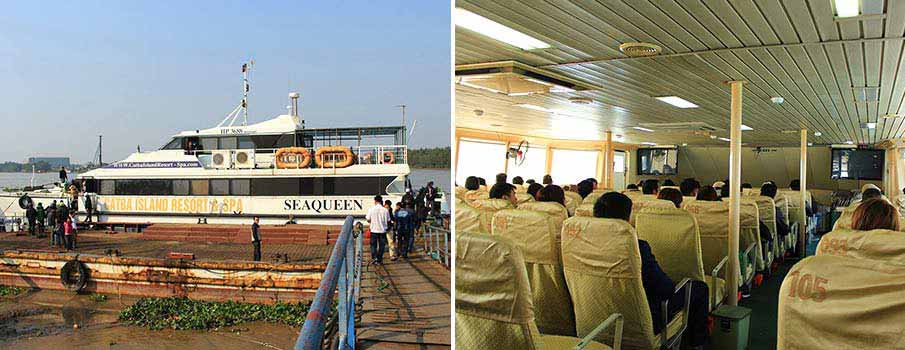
[218,58,254,127]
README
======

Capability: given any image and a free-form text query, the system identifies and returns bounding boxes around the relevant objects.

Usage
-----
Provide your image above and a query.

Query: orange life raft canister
[274,147,312,169]
[314,146,355,168]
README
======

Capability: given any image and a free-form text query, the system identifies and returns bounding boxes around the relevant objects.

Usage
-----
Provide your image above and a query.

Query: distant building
[28,157,70,168]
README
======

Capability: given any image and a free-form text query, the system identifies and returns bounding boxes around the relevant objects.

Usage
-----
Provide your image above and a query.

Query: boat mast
[396,104,407,145]
[242,59,253,126]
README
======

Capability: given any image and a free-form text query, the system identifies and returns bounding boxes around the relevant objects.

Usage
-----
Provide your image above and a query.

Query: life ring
[314,146,355,168]
[274,147,312,169]
[382,151,395,164]
[60,260,89,293]
[18,195,33,209]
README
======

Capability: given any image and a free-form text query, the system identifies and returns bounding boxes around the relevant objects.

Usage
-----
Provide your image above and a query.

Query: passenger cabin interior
[453,1,905,349]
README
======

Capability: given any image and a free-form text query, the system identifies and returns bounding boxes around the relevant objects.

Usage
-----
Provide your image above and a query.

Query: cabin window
[231,179,250,195]
[332,177,387,196]
[386,177,406,194]
[455,139,506,186]
[172,180,190,195]
[210,179,230,195]
[200,137,219,150]
[299,177,315,195]
[162,138,182,150]
[115,179,171,195]
[190,180,209,195]
[220,137,238,149]
[276,134,295,148]
[100,180,115,195]
[506,144,547,183]
[550,149,599,185]
[238,136,255,149]
[251,178,299,196]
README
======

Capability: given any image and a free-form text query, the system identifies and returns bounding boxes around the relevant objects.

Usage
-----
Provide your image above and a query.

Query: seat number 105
[786,271,828,302]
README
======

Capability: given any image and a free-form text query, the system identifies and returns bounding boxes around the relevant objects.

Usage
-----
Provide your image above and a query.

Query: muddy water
[0,290,300,350]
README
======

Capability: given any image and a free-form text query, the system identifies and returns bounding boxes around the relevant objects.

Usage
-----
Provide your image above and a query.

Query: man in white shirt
[366,195,391,265]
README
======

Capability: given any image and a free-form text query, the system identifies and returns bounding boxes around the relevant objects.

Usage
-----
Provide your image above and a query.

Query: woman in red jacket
[63,214,74,250]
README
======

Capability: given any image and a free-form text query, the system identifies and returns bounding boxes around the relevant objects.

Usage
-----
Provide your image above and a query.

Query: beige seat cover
[740,199,766,271]
[492,209,575,336]
[575,203,594,217]
[516,191,535,205]
[777,255,905,350]
[683,200,752,286]
[635,207,705,282]
[455,186,466,199]
[455,232,612,350]
[463,189,489,205]
[751,196,779,260]
[816,228,905,265]
[561,216,683,349]
[468,198,514,234]
[456,201,484,234]
[629,198,677,226]
[564,191,581,216]
[518,201,569,229]
[583,192,604,205]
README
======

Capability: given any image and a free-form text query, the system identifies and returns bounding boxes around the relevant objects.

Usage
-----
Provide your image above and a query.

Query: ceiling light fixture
[633,126,654,132]
[681,143,688,146]
[710,135,718,139]
[741,124,753,131]
[718,137,731,142]
[834,0,860,17]
[654,96,699,108]
[853,86,880,102]
[808,143,814,146]
[814,131,822,136]
[640,142,658,146]
[846,140,855,145]
[454,8,551,50]
[770,96,785,104]
[861,122,877,129]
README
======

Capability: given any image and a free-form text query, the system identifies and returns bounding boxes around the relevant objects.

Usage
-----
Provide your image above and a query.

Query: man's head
[662,179,675,186]
[658,188,683,208]
[495,173,507,184]
[542,174,553,185]
[478,177,487,186]
[427,181,434,188]
[626,184,638,190]
[538,185,566,206]
[253,216,260,224]
[790,179,801,191]
[527,183,544,200]
[577,180,594,199]
[862,188,883,201]
[760,182,778,198]
[526,179,536,185]
[680,178,700,197]
[512,176,524,185]
[593,192,632,221]
[585,178,598,189]
[384,200,392,208]
[464,176,480,190]
[374,195,383,204]
[489,183,517,205]
[642,179,659,195]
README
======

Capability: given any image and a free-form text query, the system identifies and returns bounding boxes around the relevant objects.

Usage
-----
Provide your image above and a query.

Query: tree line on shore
[408,147,450,169]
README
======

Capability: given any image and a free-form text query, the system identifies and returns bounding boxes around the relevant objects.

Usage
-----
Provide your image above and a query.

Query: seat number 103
[786,271,828,302]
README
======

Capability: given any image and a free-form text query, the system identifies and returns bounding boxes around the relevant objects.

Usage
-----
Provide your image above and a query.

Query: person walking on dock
[366,195,390,265]
[384,199,396,261]
[84,195,94,224]
[395,201,416,259]
[251,217,262,261]
[47,202,57,245]
[58,167,68,185]
[25,203,36,236]
[35,203,45,236]
[64,213,75,250]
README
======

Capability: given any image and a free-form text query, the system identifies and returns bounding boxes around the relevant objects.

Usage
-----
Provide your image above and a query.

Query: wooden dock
[357,249,451,350]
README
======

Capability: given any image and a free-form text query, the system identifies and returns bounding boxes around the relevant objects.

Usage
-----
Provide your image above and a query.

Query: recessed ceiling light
[808,142,814,146]
[681,143,688,146]
[710,135,718,139]
[834,0,860,18]
[507,92,534,97]
[568,97,594,105]
[654,96,699,108]
[853,86,880,102]
[633,126,654,132]
[845,140,855,145]
[454,8,551,50]
[741,124,753,131]
[814,131,822,136]
[770,96,785,104]
[718,137,731,142]
[883,114,902,119]
[861,122,877,129]
[640,142,657,146]
[514,103,554,113]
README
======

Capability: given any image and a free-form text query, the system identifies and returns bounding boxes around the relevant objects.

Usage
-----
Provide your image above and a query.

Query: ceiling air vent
[455,61,597,96]
[619,42,662,57]
[638,122,721,132]
[853,86,879,102]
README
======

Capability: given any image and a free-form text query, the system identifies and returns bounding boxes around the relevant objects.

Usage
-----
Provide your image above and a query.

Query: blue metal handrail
[296,216,363,350]
[422,223,450,268]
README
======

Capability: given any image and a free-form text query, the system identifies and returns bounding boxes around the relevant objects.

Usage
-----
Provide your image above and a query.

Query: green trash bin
[710,305,751,350]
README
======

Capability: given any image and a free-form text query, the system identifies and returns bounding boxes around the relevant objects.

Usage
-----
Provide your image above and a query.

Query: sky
[0,1,450,163]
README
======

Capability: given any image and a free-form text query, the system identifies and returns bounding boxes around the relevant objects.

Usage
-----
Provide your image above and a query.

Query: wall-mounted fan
[507,140,529,166]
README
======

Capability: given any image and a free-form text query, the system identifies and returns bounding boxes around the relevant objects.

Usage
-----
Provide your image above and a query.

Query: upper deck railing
[183,145,408,170]
[295,216,363,350]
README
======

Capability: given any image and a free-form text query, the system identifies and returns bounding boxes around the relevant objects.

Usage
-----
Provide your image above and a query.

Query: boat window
[162,138,182,150]
[299,177,315,195]
[210,179,230,195]
[231,179,250,195]
[115,179,171,195]
[200,137,218,150]
[550,149,599,185]
[251,178,300,196]
[172,180,190,195]
[238,136,255,149]
[190,180,209,195]
[331,177,389,196]
[220,137,238,150]
[251,135,280,149]
[100,180,115,195]
[386,177,406,194]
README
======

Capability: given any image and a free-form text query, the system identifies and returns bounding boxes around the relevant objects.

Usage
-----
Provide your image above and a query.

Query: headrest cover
[456,232,535,323]
[492,209,559,264]
[561,216,639,278]
[471,198,514,211]
[517,201,568,221]
[817,228,905,265]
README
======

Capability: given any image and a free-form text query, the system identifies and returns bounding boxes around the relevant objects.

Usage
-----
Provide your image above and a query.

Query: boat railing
[355,145,407,165]
[421,221,450,268]
[295,216,364,350]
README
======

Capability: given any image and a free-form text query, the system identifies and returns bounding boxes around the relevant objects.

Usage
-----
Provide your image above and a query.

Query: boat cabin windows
[89,176,398,196]
[166,134,295,152]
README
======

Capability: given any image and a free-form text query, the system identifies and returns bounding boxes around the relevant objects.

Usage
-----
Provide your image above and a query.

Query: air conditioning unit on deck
[234,150,255,169]
[211,150,232,169]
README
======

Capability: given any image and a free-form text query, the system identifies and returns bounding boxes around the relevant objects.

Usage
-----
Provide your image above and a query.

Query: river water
[0,169,450,193]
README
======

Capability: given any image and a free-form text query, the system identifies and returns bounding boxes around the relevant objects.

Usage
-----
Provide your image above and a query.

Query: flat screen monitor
[637,148,678,175]
[831,148,884,180]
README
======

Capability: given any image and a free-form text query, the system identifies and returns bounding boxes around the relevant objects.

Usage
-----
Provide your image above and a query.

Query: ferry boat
[2,76,410,226]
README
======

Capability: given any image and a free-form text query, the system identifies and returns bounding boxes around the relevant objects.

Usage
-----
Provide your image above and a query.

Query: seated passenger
[852,198,899,231]
[696,185,720,201]
[719,181,731,199]
[495,173,507,184]
[538,185,566,206]
[662,179,675,186]
[464,176,480,191]
[760,182,790,239]
[512,176,524,185]
[657,188,683,208]
[594,193,708,348]
[789,179,813,216]
[478,177,487,187]
[641,179,659,195]
[525,179,535,185]
[527,183,544,201]
[489,183,518,206]
[577,179,594,199]
[584,177,598,190]
[625,184,639,191]
[542,174,553,185]
[862,188,883,201]
[680,178,700,197]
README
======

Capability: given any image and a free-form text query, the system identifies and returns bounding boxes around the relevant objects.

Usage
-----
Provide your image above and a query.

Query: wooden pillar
[503,140,511,175]
[606,131,615,189]
[454,135,461,183]
[800,129,808,258]
[727,81,744,306]
[545,146,553,177]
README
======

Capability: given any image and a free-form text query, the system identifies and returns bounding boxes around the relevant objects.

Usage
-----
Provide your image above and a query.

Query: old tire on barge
[60,260,89,292]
